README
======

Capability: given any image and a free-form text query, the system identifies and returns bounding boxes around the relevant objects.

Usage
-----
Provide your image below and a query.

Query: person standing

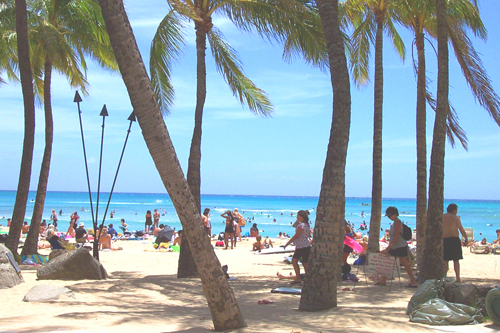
[50,209,58,230]
[145,210,153,232]
[221,210,236,249]
[202,208,211,237]
[283,210,311,284]
[443,203,468,283]
[376,206,417,288]
[153,209,160,229]
[70,211,80,230]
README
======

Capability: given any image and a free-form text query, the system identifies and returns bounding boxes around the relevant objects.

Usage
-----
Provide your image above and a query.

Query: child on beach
[283,210,311,284]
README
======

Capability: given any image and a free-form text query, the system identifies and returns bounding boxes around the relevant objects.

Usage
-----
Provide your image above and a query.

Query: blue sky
[1,0,499,200]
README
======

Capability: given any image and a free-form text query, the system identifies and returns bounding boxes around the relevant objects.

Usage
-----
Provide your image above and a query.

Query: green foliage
[150,0,327,114]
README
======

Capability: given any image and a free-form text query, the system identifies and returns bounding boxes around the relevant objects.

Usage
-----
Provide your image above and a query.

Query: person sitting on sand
[252,235,273,251]
[173,230,182,246]
[250,223,259,237]
[75,222,89,243]
[380,228,390,242]
[119,219,128,232]
[108,224,118,239]
[45,224,57,240]
[21,222,29,234]
[276,271,305,281]
[98,227,122,251]
[39,220,47,237]
[354,235,369,265]
[493,230,500,245]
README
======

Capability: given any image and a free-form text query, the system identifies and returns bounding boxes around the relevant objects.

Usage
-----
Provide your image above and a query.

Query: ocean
[1,191,499,242]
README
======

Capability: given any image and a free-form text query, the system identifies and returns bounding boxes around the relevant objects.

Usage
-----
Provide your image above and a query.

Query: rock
[49,249,66,261]
[23,285,75,302]
[444,282,477,307]
[37,247,108,280]
[0,244,24,289]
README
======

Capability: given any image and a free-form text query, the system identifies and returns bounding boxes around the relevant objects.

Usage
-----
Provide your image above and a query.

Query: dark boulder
[37,247,108,280]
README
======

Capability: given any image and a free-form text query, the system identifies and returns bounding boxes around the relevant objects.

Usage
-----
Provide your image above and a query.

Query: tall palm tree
[98,0,246,330]
[418,0,448,282]
[150,0,327,277]
[299,0,351,311]
[4,0,36,255]
[345,0,405,253]
[1,0,117,255]
[394,0,499,271]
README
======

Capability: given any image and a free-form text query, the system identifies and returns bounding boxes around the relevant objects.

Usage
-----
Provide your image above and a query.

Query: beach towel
[21,254,49,265]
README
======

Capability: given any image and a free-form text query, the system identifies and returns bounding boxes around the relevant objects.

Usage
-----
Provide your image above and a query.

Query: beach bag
[238,217,246,226]
[215,241,224,247]
[401,223,412,241]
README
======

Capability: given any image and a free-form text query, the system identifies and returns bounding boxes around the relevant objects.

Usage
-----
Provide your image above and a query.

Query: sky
[1,0,499,200]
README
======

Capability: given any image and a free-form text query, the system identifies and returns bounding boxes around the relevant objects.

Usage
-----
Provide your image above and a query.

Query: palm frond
[220,0,328,69]
[448,23,500,127]
[207,27,273,116]
[384,14,405,61]
[426,90,468,150]
[349,10,375,86]
[150,10,186,115]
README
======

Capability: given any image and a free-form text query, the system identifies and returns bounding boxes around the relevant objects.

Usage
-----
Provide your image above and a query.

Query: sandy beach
[1,237,499,333]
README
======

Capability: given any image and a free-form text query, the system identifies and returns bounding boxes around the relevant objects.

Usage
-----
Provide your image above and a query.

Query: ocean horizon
[1,190,499,243]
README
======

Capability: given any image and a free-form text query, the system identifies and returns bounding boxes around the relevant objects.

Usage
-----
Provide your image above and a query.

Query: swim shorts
[388,245,408,258]
[443,237,463,261]
[293,246,311,263]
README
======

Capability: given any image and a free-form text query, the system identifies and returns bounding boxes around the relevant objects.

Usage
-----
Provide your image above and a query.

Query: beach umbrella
[157,226,175,242]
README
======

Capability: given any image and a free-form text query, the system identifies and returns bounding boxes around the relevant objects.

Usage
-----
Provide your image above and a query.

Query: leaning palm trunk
[97,0,246,329]
[22,60,54,256]
[299,0,351,311]
[178,22,209,279]
[419,0,448,282]
[415,31,427,271]
[6,0,36,255]
[367,19,384,253]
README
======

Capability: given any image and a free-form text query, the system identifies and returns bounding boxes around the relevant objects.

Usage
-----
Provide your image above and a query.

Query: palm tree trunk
[367,18,384,253]
[415,30,427,272]
[22,60,54,256]
[6,0,36,255]
[178,21,209,279]
[299,0,351,311]
[419,0,448,282]
[97,0,246,329]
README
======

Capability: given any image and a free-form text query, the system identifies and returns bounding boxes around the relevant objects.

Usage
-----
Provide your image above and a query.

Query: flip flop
[406,284,418,288]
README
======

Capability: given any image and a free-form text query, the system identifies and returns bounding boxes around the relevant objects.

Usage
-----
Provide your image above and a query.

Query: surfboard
[271,287,302,295]
[254,247,295,255]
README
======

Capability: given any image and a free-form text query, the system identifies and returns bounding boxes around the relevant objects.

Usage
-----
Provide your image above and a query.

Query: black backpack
[401,223,412,241]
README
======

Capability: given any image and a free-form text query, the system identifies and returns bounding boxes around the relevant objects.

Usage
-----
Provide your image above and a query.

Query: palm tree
[1,0,117,255]
[418,0,448,282]
[4,0,36,255]
[98,0,246,329]
[394,0,499,271]
[299,0,351,311]
[150,0,327,277]
[345,0,405,253]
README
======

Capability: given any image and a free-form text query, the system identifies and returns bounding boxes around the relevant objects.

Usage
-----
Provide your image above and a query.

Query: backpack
[401,223,412,241]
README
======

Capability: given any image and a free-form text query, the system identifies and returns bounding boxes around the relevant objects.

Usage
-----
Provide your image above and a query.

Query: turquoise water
[0,191,499,242]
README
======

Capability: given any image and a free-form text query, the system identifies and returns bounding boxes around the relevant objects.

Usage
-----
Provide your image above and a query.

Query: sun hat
[78,222,84,227]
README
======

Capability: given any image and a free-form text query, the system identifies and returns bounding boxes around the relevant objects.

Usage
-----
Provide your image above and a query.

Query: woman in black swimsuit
[221,210,235,249]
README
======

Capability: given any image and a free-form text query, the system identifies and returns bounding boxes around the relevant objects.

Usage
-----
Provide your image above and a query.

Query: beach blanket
[21,254,49,265]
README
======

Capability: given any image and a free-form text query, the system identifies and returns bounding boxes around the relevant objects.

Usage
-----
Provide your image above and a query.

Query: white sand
[1,237,499,333]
